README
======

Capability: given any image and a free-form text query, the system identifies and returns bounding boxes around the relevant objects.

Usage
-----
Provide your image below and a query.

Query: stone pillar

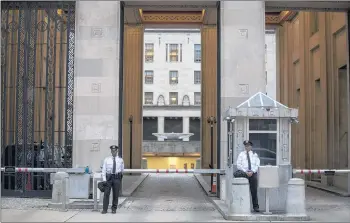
[157,116,164,141]
[220,1,266,168]
[73,1,121,171]
[183,116,190,141]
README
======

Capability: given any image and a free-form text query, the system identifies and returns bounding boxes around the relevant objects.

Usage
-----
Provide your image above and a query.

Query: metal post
[210,123,214,190]
[347,10,350,195]
[129,115,133,172]
[207,116,217,193]
[93,178,98,211]
[264,188,271,215]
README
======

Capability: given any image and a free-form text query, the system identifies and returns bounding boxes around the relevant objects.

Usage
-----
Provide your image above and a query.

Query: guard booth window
[248,119,277,166]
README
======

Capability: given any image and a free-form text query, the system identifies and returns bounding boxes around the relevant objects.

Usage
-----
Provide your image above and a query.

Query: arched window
[157,95,165,106]
[182,95,190,106]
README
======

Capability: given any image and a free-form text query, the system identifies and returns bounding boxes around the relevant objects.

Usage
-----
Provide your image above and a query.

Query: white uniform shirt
[236,150,260,173]
[102,156,124,181]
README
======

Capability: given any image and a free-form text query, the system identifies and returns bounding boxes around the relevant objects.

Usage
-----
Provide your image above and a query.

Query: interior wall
[277,12,348,188]
[123,25,144,169]
[201,25,218,169]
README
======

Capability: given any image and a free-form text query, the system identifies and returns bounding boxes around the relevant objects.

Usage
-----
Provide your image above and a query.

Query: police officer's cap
[243,140,253,146]
[110,145,118,150]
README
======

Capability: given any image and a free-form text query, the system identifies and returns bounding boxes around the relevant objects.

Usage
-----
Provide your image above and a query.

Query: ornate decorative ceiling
[140,10,205,24]
[123,1,349,25]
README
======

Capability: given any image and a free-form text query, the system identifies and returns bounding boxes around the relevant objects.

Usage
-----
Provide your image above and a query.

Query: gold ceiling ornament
[139,10,204,24]
[265,14,280,25]
[279,11,298,23]
[138,9,295,25]
[265,11,298,25]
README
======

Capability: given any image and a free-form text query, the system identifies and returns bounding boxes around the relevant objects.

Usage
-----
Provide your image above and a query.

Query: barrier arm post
[93,178,98,211]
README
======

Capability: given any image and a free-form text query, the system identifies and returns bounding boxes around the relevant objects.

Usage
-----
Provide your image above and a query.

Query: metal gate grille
[1,1,76,197]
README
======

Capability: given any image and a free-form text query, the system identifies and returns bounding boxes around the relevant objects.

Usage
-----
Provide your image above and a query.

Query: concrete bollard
[229,177,251,215]
[286,178,306,216]
[52,172,70,212]
[142,158,148,169]
[195,158,201,169]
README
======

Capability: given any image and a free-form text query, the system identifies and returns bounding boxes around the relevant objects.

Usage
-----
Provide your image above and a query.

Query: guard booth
[224,92,299,212]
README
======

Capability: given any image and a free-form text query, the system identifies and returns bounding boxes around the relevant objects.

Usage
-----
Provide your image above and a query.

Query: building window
[144,92,153,105]
[194,71,201,84]
[169,92,178,105]
[167,44,182,62]
[194,44,201,63]
[248,119,278,166]
[194,92,201,105]
[145,70,154,84]
[169,70,178,84]
[145,43,154,62]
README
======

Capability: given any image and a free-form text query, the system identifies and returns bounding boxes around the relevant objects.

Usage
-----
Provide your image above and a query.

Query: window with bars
[194,92,201,105]
[166,44,182,62]
[194,71,201,84]
[169,92,178,105]
[169,70,178,84]
[145,70,154,84]
[145,43,154,62]
[144,92,154,105]
[194,44,201,63]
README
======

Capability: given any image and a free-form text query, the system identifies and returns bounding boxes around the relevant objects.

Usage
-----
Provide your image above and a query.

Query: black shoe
[253,208,260,212]
[101,210,107,214]
[111,209,116,214]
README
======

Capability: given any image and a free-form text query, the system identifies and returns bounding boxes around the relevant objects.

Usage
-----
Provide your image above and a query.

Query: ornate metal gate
[1,1,75,197]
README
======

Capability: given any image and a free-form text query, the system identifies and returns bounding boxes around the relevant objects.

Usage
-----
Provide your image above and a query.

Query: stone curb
[122,173,149,197]
[306,181,350,197]
[194,174,217,197]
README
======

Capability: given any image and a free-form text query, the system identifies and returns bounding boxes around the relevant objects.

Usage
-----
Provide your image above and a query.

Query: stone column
[220,1,266,167]
[183,116,190,141]
[73,1,121,171]
[157,116,164,141]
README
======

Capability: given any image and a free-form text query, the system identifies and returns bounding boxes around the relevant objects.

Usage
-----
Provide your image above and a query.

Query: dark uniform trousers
[103,173,122,211]
[248,173,259,209]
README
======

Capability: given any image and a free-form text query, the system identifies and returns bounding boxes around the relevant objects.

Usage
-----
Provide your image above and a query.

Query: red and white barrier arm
[1,167,225,175]
[293,169,350,174]
[0,167,86,173]
[123,169,225,174]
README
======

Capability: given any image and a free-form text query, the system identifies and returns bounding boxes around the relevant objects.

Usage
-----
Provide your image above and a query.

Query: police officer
[236,140,260,212]
[101,145,124,214]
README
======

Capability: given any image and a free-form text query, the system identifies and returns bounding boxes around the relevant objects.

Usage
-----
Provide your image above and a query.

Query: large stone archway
[72,1,293,172]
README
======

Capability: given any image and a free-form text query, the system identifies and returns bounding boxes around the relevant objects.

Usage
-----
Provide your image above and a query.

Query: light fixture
[171,77,176,81]
[224,116,235,122]
[289,118,299,124]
